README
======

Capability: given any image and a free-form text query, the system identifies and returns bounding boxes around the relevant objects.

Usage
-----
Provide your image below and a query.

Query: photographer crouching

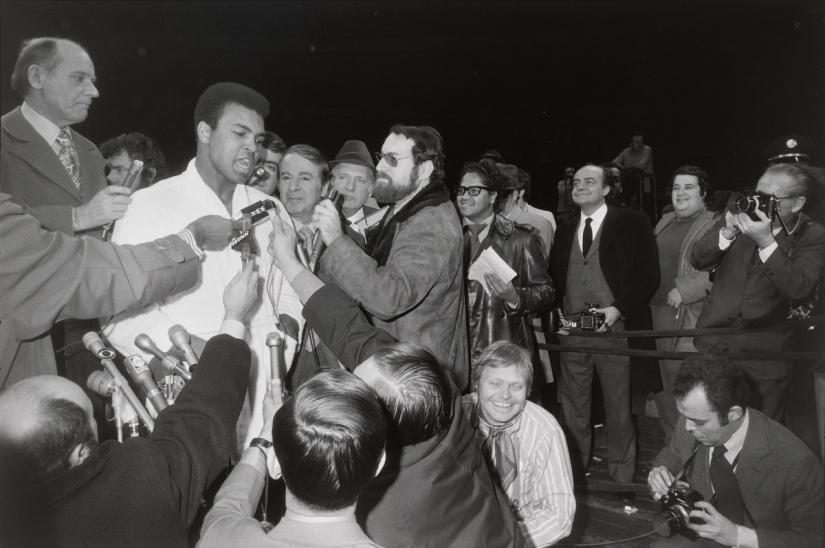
[647,353,823,547]
[690,163,825,421]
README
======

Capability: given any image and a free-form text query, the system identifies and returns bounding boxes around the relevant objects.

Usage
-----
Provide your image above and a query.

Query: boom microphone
[168,325,199,368]
[102,159,144,241]
[134,334,192,382]
[124,354,169,412]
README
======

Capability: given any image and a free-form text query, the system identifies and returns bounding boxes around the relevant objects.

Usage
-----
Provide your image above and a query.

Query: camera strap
[671,441,702,487]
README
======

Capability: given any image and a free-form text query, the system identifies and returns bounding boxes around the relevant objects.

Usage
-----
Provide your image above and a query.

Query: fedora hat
[474,149,505,164]
[329,140,375,173]
[496,163,523,190]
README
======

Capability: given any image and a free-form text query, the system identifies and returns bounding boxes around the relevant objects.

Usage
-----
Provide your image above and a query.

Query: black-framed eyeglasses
[455,186,489,196]
[374,151,414,167]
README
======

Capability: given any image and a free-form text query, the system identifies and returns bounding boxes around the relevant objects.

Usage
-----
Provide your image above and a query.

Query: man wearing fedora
[328,140,378,248]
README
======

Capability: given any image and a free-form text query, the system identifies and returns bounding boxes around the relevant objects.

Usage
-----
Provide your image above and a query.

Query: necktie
[482,426,518,491]
[464,223,486,265]
[709,445,744,525]
[299,226,315,256]
[55,129,82,194]
[582,217,593,257]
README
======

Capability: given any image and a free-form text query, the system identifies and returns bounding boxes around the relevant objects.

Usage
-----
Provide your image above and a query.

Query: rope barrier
[536,343,823,361]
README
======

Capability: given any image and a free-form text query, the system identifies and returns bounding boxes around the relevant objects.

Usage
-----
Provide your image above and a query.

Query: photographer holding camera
[648,354,823,547]
[690,163,825,421]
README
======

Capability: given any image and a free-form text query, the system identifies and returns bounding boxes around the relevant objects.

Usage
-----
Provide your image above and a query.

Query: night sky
[2,0,823,211]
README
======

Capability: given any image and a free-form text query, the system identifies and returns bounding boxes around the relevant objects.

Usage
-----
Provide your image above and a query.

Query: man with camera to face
[690,163,825,421]
[648,354,823,547]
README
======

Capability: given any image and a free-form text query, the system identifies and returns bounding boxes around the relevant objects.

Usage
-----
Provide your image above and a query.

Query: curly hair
[389,124,445,186]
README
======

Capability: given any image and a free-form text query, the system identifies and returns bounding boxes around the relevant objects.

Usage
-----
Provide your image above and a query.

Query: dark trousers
[559,335,637,483]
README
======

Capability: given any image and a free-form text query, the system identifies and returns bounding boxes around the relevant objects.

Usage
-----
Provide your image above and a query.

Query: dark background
[3,0,824,212]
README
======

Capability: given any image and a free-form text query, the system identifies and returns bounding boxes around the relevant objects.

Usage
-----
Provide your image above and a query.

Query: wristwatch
[250,437,272,456]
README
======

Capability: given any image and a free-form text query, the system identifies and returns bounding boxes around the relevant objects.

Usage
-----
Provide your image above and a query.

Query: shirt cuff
[219,319,246,340]
[758,241,778,263]
[176,228,205,260]
[719,229,735,250]
[735,525,758,548]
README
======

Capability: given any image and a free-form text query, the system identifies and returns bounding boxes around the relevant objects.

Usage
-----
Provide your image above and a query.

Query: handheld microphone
[241,214,253,268]
[308,189,345,272]
[102,159,144,241]
[134,334,193,382]
[82,332,155,432]
[266,331,286,398]
[168,325,199,368]
[250,165,266,184]
[87,370,115,397]
[124,354,169,412]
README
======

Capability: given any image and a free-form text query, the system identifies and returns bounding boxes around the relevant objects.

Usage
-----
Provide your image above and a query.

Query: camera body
[728,191,778,222]
[652,485,705,540]
[567,303,606,331]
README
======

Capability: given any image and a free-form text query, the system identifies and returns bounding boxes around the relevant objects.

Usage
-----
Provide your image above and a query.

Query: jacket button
[583,281,587,285]
[744,296,748,301]
[583,261,588,265]
[498,312,505,318]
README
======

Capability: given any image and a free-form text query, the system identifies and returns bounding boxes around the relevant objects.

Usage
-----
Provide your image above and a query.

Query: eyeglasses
[374,151,413,167]
[455,186,489,196]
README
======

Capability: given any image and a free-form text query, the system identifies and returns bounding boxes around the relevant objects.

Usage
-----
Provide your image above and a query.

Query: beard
[372,165,419,204]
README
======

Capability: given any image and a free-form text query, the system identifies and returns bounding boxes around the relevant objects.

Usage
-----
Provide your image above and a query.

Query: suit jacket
[1,106,107,235]
[0,193,200,388]
[652,410,824,547]
[691,214,825,352]
[466,215,554,363]
[1,335,251,548]
[303,284,526,548]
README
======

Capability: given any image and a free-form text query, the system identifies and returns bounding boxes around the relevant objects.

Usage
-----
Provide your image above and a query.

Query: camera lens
[652,509,682,537]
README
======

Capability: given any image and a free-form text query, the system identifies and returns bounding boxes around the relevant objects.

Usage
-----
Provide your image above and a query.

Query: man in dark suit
[1,37,132,235]
[691,163,825,421]
[648,353,823,547]
[549,164,658,493]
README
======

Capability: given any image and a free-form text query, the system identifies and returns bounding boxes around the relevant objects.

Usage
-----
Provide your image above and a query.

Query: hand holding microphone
[102,159,144,240]
[313,191,346,247]
[134,334,192,382]
[223,261,259,323]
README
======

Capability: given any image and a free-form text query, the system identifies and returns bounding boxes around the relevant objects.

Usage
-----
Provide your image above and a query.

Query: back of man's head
[273,370,386,512]
[193,82,269,136]
[358,342,452,447]
[389,124,445,185]
[672,354,749,425]
[10,37,84,98]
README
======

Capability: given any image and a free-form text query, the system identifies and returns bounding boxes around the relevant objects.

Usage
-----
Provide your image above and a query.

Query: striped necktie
[55,129,82,194]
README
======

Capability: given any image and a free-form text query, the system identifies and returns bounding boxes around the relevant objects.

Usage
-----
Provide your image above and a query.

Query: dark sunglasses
[455,186,489,196]
[374,152,413,167]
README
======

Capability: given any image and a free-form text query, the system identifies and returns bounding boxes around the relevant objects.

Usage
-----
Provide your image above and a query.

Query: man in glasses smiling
[313,124,469,390]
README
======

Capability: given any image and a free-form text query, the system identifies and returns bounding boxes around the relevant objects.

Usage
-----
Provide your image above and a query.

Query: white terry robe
[103,159,302,451]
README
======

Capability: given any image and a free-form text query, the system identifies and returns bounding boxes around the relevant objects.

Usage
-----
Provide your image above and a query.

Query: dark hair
[459,161,505,213]
[365,342,452,447]
[262,131,287,155]
[631,132,644,141]
[472,341,533,396]
[669,165,713,206]
[763,163,825,224]
[389,124,445,186]
[273,370,386,512]
[99,132,170,183]
[672,354,749,425]
[708,190,732,214]
[282,144,331,184]
[193,82,270,135]
[11,38,85,98]
[518,169,533,201]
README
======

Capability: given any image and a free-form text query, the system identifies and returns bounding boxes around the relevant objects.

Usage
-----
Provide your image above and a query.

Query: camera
[727,191,777,222]
[567,303,606,331]
[652,485,705,540]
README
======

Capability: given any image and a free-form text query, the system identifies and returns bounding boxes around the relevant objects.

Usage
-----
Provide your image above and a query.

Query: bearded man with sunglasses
[691,163,825,422]
[457,162,554,364]
[313,124,469,389]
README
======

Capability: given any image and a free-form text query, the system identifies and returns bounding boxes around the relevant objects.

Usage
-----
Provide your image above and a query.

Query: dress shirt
[576,203,608,252]
[346,209,365,236]
[21,101,64,154]
[463,212,495,243]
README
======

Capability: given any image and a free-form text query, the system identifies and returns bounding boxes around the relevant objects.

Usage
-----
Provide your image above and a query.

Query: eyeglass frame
[374,151,414,167]
[455,185,491,197]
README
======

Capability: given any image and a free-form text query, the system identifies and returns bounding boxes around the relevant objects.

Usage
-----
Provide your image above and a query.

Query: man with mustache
[313,124,469,390]
[103,83,302,454]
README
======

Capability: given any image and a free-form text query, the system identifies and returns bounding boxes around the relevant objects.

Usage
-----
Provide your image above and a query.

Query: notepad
[468,248,517,294]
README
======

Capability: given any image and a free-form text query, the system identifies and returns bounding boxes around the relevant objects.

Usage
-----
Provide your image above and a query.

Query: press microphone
[266,331,286,381]
[124,354,168,412]
[87,370,115,397]
[82,332,155,432]
[250,165,266,184]
[168,325,199,368]
[134,334,192,382]
[102,159,144,241]
[308,189,345,272]
[241,214,253,268]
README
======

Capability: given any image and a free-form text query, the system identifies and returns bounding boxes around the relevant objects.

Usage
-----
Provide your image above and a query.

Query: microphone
[266,331,286,383]
[308,189,345,272]
[249,165,266,185]
[241,214,253,268]
[82,332,155,432]
[124,354,169,412]
[102,159,144,241]
[168,325,199,368]
[134,334,192,382]
[87,370,115,397]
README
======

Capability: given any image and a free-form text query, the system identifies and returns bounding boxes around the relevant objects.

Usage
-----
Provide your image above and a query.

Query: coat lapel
[598,206,618,262]
[735,413,771,503]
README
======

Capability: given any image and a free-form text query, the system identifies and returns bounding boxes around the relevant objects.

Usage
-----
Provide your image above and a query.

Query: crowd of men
[1,36,824,548]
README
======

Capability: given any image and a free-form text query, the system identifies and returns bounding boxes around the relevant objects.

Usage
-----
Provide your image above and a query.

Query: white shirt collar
[581,202,608,225]
[21,101,64,147]
[346,208,365,225]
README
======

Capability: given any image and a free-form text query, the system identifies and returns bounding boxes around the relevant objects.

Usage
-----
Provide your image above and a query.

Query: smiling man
[313,124,468,389]
[648,354,823,547]
[549,164,658,497]
[278,144,329,230]
[103,83,302,455]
